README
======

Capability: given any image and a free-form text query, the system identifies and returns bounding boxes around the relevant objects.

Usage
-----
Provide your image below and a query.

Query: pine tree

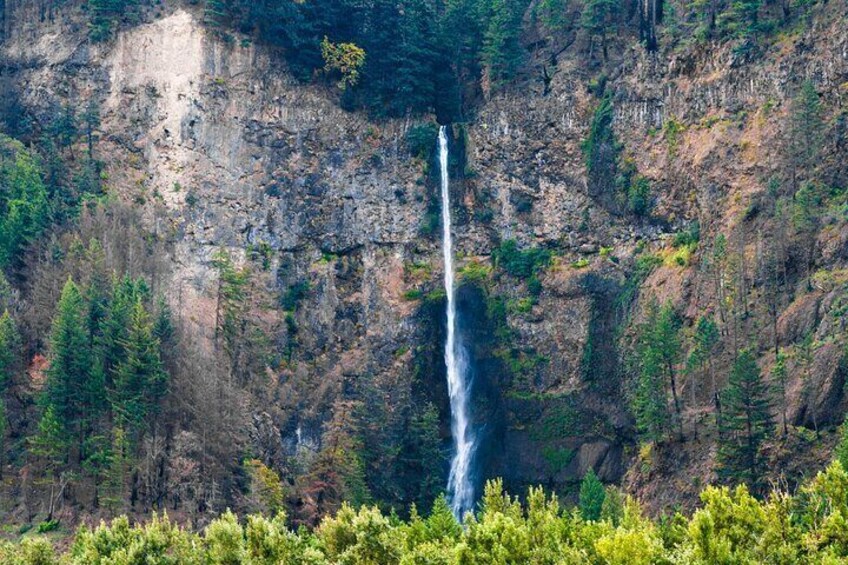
[579,469,605,521]
[204,0,231,29]
[787,80,824,190]
[791,182,826,291]
[718,350,773,490]
[481,0,524,89]
[89,0,140,42]
[85,239,110,345]
[101,426,130,512]
[797,332,819,436]
[404,403,445,511]
[111,299,168,436]
[42,278,100,462]
[303,400,371,525]
[99,275,146,383]
[772,350,788,437]
[0,136,50,269]
[0,310,21,389]
[719,0,761,40]
[632,300,684,442]
[581,0,618,61]
[30,405,67,476]
[686,315,719,407]
[633,343,670,443]
[0,398,6,479]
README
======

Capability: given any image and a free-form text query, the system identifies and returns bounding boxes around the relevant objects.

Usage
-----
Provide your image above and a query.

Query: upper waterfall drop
[439,125,476,517]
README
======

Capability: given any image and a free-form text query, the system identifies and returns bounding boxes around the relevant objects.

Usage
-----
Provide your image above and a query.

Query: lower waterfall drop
[438,125,475,517]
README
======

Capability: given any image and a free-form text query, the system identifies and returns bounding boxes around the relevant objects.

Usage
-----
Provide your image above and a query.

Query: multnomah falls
[439,126,476,517]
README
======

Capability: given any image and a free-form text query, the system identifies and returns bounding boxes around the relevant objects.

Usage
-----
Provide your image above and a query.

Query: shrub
[492,240,552,279]
[407,123,440,160]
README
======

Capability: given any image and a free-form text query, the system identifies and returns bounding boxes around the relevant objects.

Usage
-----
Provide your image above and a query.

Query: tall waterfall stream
[439,126,475,517]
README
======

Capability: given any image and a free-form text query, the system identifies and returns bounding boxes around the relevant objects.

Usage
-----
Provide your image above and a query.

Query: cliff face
[2,0,848,519]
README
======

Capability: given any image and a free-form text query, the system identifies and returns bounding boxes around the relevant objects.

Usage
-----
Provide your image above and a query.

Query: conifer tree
[85,239,111,345]
[0,399,6,479]
[579,469,605,521]
[101,426,130,512]
[581,0,618,61]
[0,136,50,269]
[111,299,168,437]
[633,345,670,443]
[686,315,719,407]
[0,310,21,389]
[404,403,445,511]
[99,275,146,383]
[42,278,101,462]
[718,350,773,490]
[772,350,788,437]
[481,0,524,89]
[787,80,824,190]
[30,405,67,476]
[632,300,684,442]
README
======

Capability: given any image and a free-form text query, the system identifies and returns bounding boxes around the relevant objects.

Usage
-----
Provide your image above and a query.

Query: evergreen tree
[718,350,773,490]
[481,0,524,89]
[0,136,50,269]
[403,403,445,511]
[787,80,824,190]
[99,275,147,383]
[632,300,684,442]
[101,426,130,512]
[153,296,175,364]
[686,315,720,406]
[581,0,618,61]
[791,182,826,291]
[30,405,67,476]
[0,398,6,479]
[42,278,101,462]
[797,332,819,436]
[89,0,140,42]
[0,310,21,389]
[579,468,605,521]
[85,239,111,345]
[772,350,788,437]
[204,0,231,29]
[111,299,168,436]
[719,0,761,39]
[303,400,371,525]
[633,342,670,443]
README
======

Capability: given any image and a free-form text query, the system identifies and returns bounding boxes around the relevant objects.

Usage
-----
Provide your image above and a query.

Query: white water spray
[439,126,475,517]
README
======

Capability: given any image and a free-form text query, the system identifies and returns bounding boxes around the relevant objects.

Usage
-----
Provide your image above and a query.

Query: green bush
[11,463,848,562]
[406,123,440,160]
[492,239,552,280]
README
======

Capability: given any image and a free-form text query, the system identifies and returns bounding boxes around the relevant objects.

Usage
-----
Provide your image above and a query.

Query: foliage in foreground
[9,464,848,564]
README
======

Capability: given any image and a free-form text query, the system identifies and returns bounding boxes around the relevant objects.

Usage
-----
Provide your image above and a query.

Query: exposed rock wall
[2,0,848,513]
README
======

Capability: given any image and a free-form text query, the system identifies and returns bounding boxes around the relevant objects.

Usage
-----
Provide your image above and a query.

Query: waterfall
[439,125,475,517]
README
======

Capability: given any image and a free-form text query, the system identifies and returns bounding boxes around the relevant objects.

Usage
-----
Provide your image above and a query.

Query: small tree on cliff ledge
[579,469,606,521]
[718,350,773,490]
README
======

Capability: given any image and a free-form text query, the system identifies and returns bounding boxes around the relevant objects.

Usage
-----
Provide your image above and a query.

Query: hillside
[0,0,846,537]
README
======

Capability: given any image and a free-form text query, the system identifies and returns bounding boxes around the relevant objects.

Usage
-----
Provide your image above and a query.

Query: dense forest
[0,0,847,559]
